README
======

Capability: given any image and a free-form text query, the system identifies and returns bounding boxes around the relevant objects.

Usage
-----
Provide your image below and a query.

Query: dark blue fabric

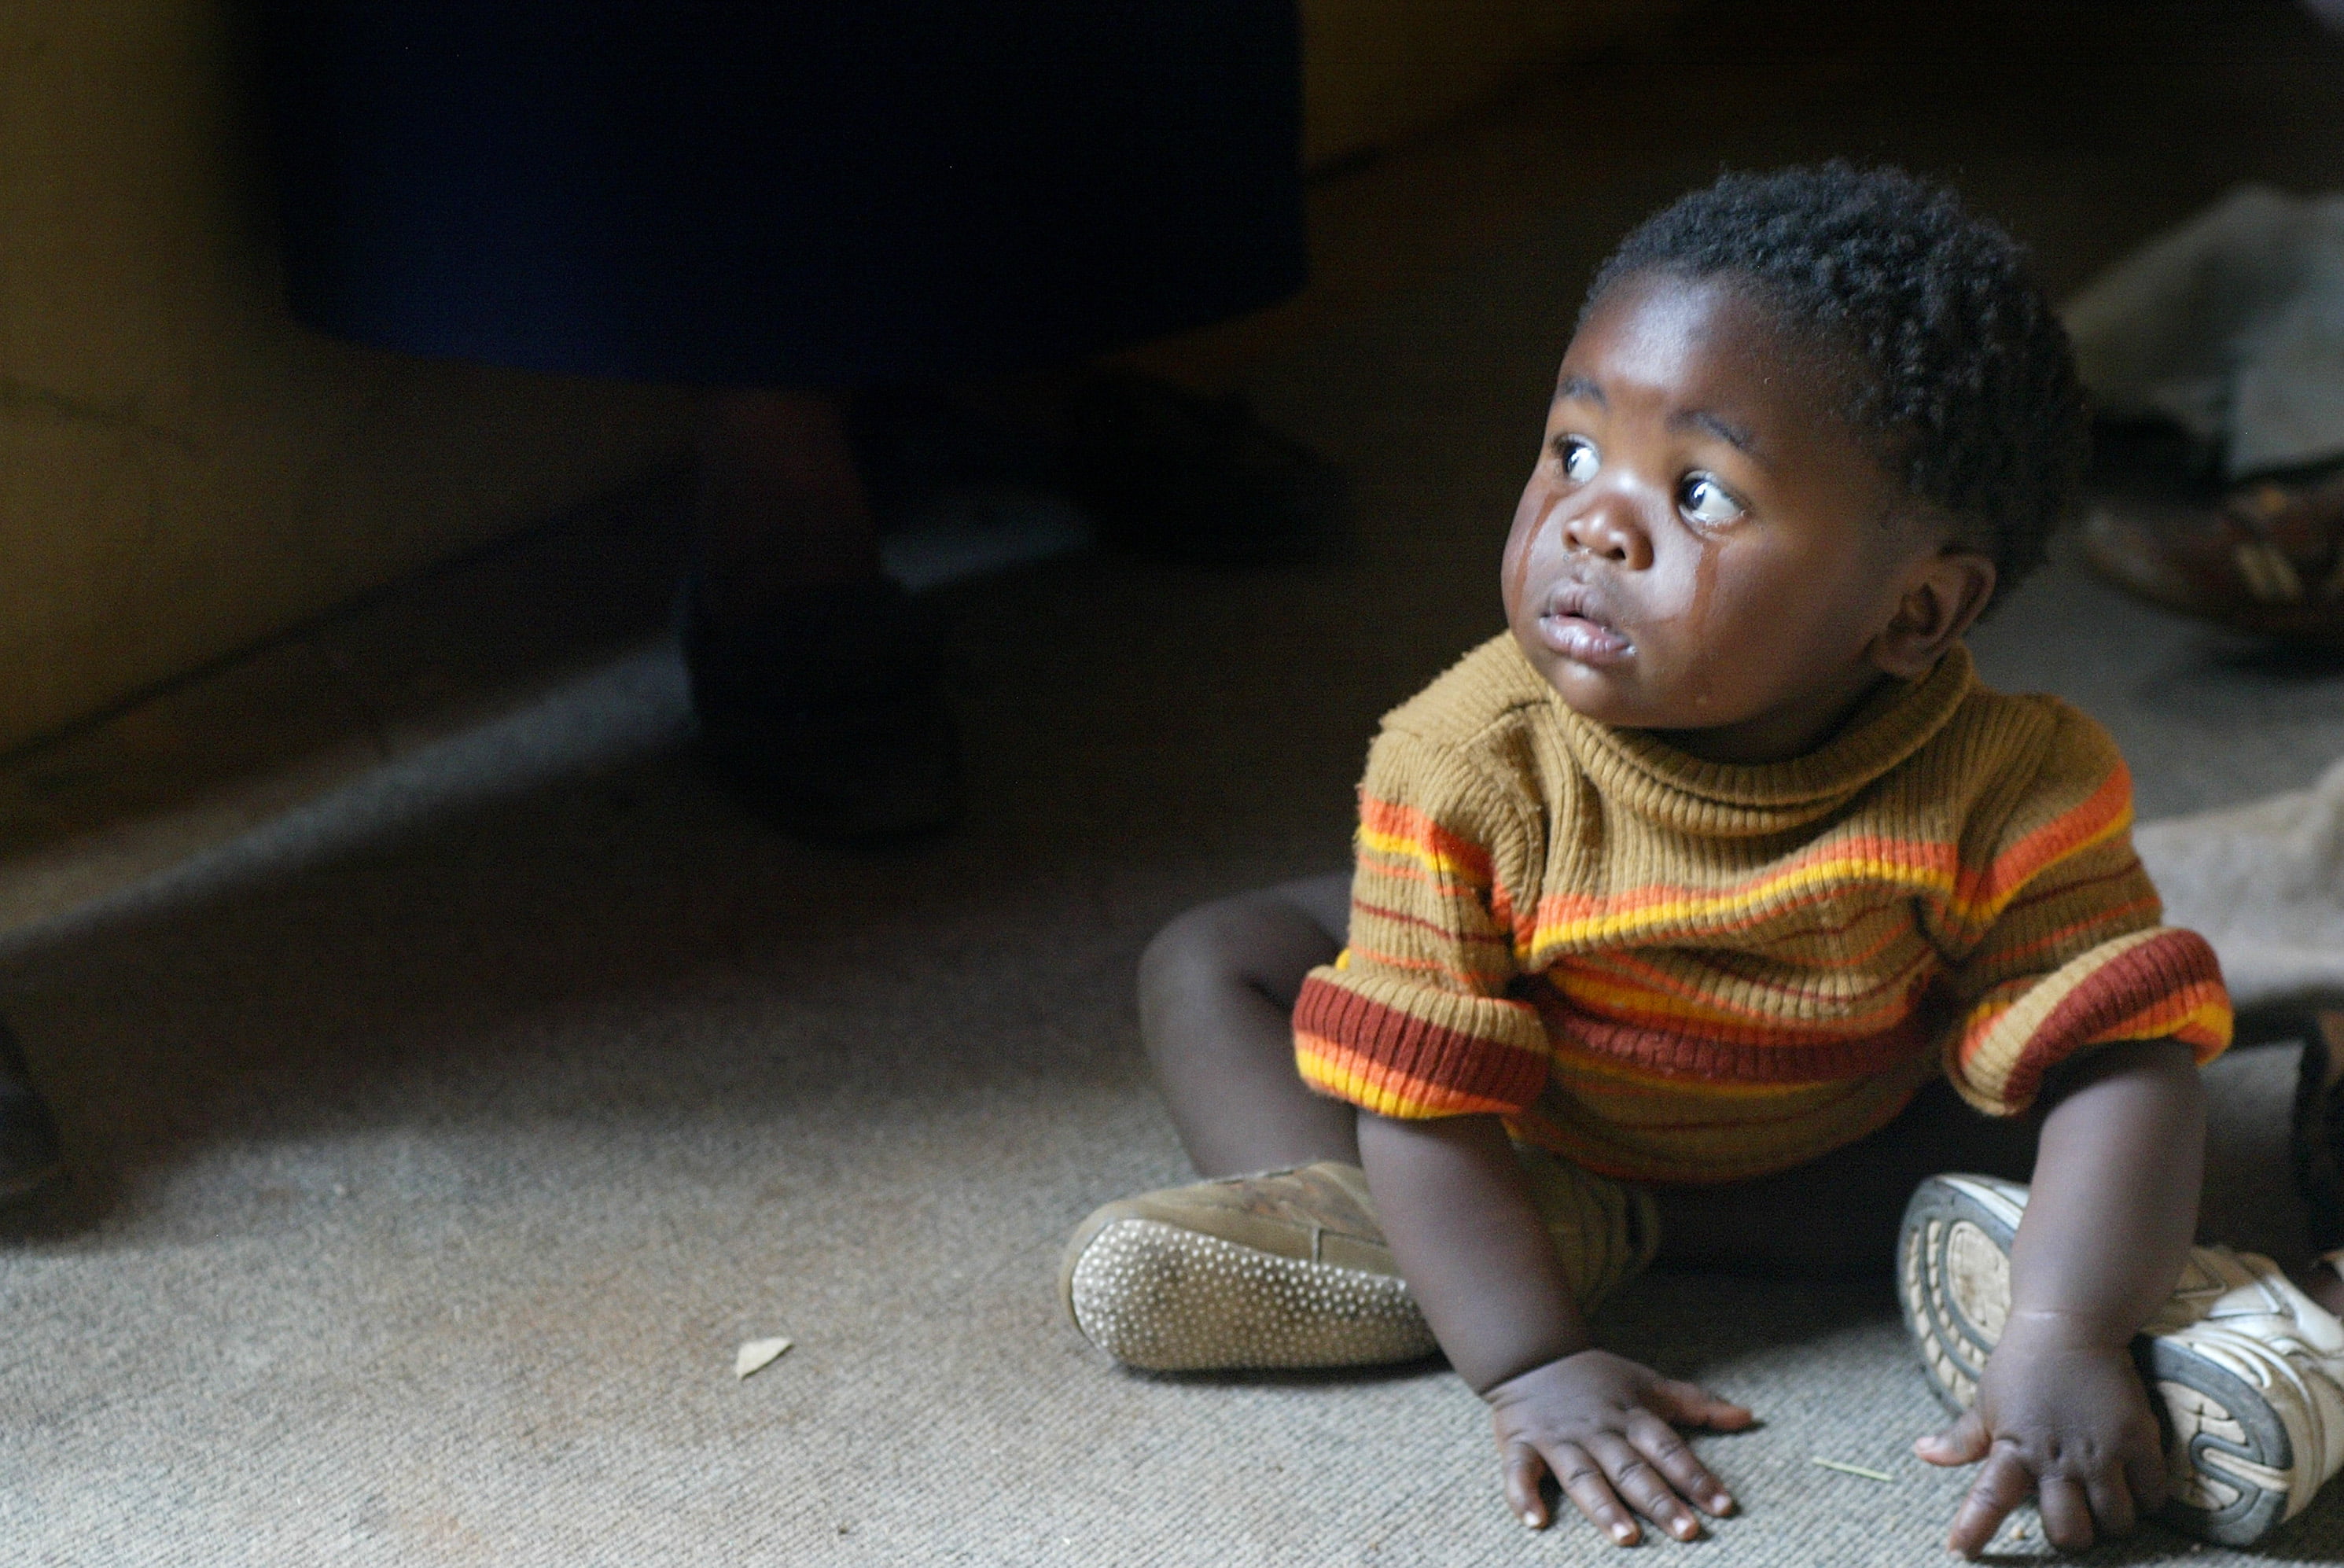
[263,2,1308,386]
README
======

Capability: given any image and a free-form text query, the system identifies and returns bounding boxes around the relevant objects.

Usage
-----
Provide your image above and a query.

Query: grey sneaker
[1901,1172,2344,1546]
[1060,1150,1657,1373]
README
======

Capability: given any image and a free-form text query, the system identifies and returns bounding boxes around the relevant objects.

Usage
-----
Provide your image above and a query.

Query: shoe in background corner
[0,1017,65,1206]
[2081,424,2344,655]
[2065,184,2344,652]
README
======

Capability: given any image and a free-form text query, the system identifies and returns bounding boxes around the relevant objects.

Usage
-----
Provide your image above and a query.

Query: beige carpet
[0,627,2324,1568]
[13,6,2344,1562]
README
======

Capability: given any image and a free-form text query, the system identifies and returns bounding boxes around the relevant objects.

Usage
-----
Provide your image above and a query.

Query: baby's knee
[1139,885,1343,1002]
[1139,895,1271,997]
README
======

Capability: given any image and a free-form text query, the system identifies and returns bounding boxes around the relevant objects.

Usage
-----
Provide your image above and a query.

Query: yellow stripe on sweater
[1526,848,1955,951]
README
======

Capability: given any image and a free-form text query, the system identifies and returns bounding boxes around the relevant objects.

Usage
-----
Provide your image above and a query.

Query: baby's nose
[1561,493,1654,569]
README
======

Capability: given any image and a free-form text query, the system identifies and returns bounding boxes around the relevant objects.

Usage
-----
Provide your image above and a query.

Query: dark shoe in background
[679,574,963,846]
[2291,1009,2344,1250]
[1068,370,1348,566]
[0,1018,65,1205]
[844,385,1063,526]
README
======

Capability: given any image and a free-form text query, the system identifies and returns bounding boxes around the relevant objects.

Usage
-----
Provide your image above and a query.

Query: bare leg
[1141,874,1358,1176]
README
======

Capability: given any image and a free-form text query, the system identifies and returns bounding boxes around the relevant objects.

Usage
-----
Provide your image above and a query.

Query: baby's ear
[1871,550,1996,678]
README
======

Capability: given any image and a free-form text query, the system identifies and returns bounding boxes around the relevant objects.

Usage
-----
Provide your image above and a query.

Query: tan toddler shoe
[1059,1161,1431,1372]
[1061,1150,1658,1373]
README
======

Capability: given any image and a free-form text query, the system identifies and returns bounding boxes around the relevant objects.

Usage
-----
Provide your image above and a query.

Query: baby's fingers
[1503,1441,1552,1529]
[2084,1467,2138,1540]
[2038,1474,2098,1553]
[1625,1408,1737,1517]
[1547,1441,1645,1546]
[1945,1449,2034,1559]
[1914,1406,1990,1467]
[1649,1375,1756,1431]
[1588,1431,1708,1542]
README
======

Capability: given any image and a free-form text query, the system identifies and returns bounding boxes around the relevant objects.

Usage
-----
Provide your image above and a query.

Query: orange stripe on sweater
[1525,835,1959,948]
[1516,770,2132,954]
[1358,797,1493,884]
[1344,943,1510,989]
[1947,766,2133,926]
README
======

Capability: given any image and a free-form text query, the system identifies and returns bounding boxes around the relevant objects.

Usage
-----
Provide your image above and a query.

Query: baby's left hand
[1914,1313,2169,1557]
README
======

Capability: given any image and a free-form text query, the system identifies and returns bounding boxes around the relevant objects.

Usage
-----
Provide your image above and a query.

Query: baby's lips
[1540,578,1606,624]
[1535,608,1633,664]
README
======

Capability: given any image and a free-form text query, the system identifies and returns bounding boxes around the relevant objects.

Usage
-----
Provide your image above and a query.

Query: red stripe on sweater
[1296,1034,1529,1117]
[1293,974,1547,1113]
[1351,898,1511,948]
[1988,930,2228,1110]
[1519,975,1935,1084]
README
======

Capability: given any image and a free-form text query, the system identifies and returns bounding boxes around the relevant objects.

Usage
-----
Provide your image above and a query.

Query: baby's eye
[1555,436,1600,483]
[1680,473,1746,526]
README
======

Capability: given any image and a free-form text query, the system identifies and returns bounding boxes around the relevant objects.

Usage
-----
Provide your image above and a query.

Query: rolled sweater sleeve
[1293,729,1550,1119]
[1939,705,2232,1117]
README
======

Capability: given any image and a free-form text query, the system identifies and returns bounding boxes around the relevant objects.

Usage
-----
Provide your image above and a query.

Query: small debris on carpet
[1809,1457,1896,1482]
[734,1337,793,1379]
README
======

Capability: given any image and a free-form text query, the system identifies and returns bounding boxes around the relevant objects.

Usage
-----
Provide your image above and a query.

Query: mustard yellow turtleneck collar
[1541,642,1977,839]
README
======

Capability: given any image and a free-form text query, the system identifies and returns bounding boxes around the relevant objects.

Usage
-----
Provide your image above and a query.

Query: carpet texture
[0,645,2324,1568]
[14,20,2344,1561]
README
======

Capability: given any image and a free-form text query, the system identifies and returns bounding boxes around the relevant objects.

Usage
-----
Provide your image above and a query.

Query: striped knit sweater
[1293,636,2231,1184]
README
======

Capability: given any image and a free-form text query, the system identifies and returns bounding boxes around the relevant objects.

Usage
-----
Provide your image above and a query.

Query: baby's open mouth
[1536,583,1633,665]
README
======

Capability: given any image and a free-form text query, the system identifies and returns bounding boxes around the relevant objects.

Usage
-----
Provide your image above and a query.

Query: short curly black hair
[1585,163,2088,600]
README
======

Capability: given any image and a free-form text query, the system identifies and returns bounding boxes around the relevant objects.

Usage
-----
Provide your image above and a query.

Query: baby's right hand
[1485,1349,1754,1544]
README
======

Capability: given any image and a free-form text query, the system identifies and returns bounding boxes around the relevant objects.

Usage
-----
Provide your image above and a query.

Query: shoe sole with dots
[1058,1163,1435,1372]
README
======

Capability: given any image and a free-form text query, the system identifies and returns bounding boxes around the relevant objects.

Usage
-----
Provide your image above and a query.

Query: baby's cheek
[1502,488,1556,605]
[1676,598,1791,709]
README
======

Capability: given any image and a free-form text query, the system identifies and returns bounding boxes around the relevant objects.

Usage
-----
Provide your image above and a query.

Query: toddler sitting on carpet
[1060,164,2344,1555]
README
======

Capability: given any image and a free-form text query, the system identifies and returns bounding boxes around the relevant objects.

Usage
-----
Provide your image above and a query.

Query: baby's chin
[1525,641,1757,741]
[1528,652,1691,731]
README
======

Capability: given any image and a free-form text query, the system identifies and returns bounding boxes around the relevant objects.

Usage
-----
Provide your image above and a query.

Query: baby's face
[1503,271,1940,764]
